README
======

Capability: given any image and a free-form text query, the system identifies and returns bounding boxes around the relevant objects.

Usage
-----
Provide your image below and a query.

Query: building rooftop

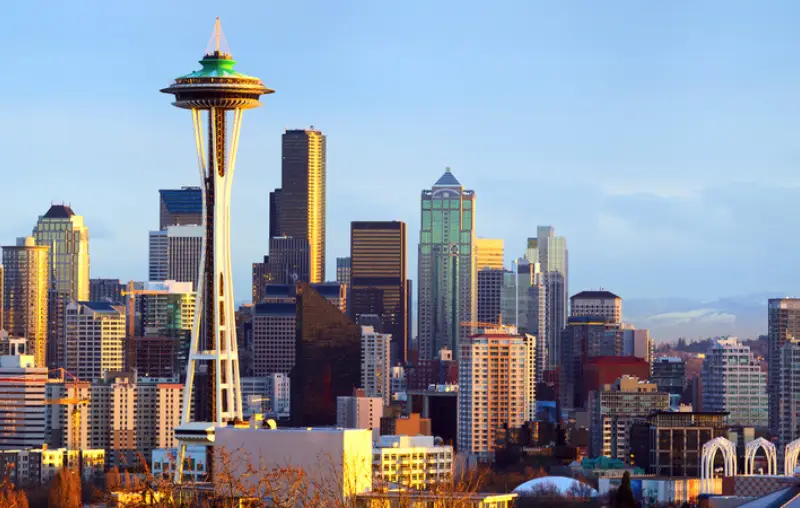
[43,204,75,219]
[77,301,123,313]
[571,290,620,300]
[433,167,461,187]
[159,188,202,214]
[253,302,296,316]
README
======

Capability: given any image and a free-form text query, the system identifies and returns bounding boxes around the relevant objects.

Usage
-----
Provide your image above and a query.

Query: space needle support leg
[175,107,209,485]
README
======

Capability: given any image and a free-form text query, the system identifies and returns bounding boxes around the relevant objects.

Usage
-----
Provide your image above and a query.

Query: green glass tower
[417,168,476,360]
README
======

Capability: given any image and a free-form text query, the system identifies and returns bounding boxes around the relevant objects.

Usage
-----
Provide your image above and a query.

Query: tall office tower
[159,187,202,229]
[475,238,504,271]
[560,316,620,412]
[570,290,622,323]
[2,237,49,367]
[33,204,90,369]
[361,326,391,406]
[268,189,282,239]
[0,265,3,330]
[768,298,800,436]
[270,128,327,283]
[524,238,538,263]
[539,271,566,373]
[350,221,408,364]
[651,357,687,396]
[701,337,768,428]
[588,376,670,460]
[268,237,310,284]
[477,269,504,325]
[458,330,535,461]
[418,168,476,361]
[251,255,269,303]
[475,238,504,326]
[537,226,568,334]
[0,355,47,449]
[336,257,351,286]
[65,302,126,381]
[777,338,800,459]
[148,225,203,287]
[251,297,296,376]
[89,278,124,304]
[291,282,361,426]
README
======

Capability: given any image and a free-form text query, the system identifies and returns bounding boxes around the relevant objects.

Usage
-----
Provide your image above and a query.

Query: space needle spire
[161,18,273,483]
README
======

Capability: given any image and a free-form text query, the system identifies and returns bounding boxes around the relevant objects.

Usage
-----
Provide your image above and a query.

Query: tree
[613,471,637,508]
[106,466,121,492]
[47,469,82,508]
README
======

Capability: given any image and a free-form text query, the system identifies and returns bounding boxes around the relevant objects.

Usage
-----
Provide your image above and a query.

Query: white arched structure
[701,437,737,494]
[784,438,800,475]
[744,437,777,475]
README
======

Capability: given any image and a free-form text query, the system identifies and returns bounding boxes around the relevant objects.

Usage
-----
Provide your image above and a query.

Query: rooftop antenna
[205,17,231,57]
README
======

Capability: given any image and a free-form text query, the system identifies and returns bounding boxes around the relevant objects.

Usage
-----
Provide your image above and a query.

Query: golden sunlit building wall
[2,237,49,367]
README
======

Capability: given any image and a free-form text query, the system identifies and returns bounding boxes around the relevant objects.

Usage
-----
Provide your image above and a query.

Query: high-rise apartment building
[0,355,47,449]
[270,128,326,283]
[418,168,476,361]
[159,187,202,229]
[291,282,361,426]
[33,205,90,370]
[570,290,622,323]
[588,376,670,460]
[701,337,768,428]
[458,330,535,461]
[268,237,309,284]
[475,238,504,271]
[768,298,800,436]
[47,373,182,467]
[350,221,408,363]
[2,237,49,367]
[89,278,124,304]
[65,302,126,381]
[251,255,270,303]
[135,280,195,337]
[361,326,391,406]
[148,225,202,288]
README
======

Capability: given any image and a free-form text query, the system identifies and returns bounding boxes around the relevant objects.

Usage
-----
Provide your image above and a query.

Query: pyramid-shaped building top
[433,167,462,187]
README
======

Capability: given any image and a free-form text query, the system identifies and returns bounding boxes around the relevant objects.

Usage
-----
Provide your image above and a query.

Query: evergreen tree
[614,471,637,508]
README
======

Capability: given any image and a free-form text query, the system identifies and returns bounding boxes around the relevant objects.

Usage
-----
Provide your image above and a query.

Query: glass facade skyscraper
[417,168,476,360]
[350,221,408,364]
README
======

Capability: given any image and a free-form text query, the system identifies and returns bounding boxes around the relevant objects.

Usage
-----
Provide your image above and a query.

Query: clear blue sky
[4,1,800,303]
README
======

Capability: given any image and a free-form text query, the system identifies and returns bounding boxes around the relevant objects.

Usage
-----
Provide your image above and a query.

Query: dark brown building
[268,237,309,284]
[290,282,361,427]
[349,221,408,365]
[133,337,180,378]
[584,356,650,395]
[251,255,270,303]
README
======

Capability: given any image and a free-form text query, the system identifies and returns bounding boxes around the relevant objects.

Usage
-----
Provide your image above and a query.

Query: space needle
[161,18,273,482]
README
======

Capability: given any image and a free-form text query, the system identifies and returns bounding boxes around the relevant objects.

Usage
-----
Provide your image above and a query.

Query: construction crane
[44,369,88,450]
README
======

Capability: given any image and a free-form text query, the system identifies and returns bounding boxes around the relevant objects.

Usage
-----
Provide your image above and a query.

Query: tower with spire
[161,18,273,482]
[417,168,476,361]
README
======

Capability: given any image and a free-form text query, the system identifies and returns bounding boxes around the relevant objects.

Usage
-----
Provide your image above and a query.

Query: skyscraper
[33,204,90,369]
[361,326,391,406]
[458,330,535,460]
[159,187,202,229]
[89,278,124,305]
[701,337,768,428]
[2,237,49,367]
[251,255,270,303]
[768,298,800,436]
[270,128,326,283]
[148,225,203,288]
[475,238,504,271]
[267,237,309,284]
[0,265,4,331]
[336,257,351,287]
[536,226,568,371]
[571,290,622,323]
[475,238,504,326]
[350,221,408,363]
[291,282,361,426]
[418,168,476,360]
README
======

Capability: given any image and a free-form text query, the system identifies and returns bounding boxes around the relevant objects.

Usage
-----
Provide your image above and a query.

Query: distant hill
[625,293,784,342]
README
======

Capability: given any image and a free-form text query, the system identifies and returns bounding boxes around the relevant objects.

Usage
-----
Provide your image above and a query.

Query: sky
[4,1,800,306]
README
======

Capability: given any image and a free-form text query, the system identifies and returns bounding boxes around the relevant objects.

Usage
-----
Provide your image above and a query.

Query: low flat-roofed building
[373,435,452,489]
